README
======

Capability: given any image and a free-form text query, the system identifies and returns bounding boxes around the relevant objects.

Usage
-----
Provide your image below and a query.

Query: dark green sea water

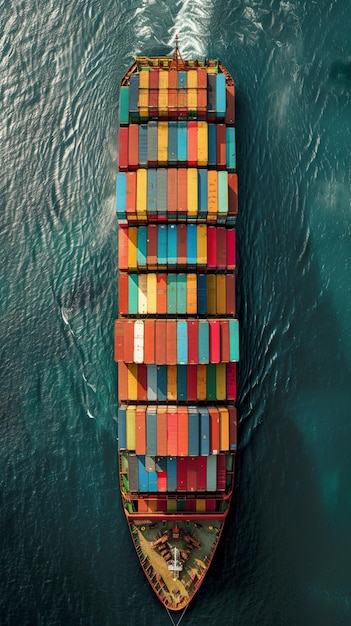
[1,1,351,624]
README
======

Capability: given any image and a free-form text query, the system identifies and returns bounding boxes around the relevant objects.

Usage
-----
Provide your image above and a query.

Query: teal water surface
[1,1,351,624]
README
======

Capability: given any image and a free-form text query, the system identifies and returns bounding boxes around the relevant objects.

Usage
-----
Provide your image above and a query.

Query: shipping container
[225,83,235,125]
[147,121,157,165]
[208,124,216,166]
[157,365,167,401]
[138,123,147,167]
[127,362,138,400]
[166,320,177,366]
[116,173,126,221]
[216,124,226,169]
[217,227,227,269]
[187,320,198,364]
[177,168,187,218]
[136,169,147,220]
[226,274,236,315]
[167,407,178,456]
[218,170,228,221]
[177,121,187,163]
[168,122,177,164]
[167,365,177,401]
[126,405,136,450]
[126,171,136,220]
[197,364,207,400]
[226,126,236,170]
[177,224,187,265]
[124,320,135,363]
[146,273,156,314]
[229,405,237,451]
[187,456,197,491]
[135,406,146,455]
[117,406,127,449]
[207,274,216,315]
[216,454,226,491]
[188,407,199,456]
[207,74,217,119]
[147,168,157,215]
[128,124,139,170]
[187,169,198,219]
[147,364,157,400]
[216,274,226,315]
[198,320,209,364]
[156,273,167,314]
[197,121,208,167]
[118,226,129,271]
[206,455,217,491]
[187,364,197,401]
[177,407,189,456]
[167,224,177,266]
[155,319,167,364]
[138,274,147,314]
[228,173,238,220]
[197,274,207,314]
[136,226,147,267]
[167,456,177,492]
[158,122,168,165]
[143,319,155,364]
[118,126,129,171]
[177,273,187,314]
[226,228,236,270]
[177,457,187,491]
[177,320,188,365]
[197,456,207,491]
[157,223,167,264]
[177,365,187,401]
[216,363,226,400]
[186,273,197,314]
[119,85,129,124]
[216,73,226,118]
[138,455,149,492]
[219,407,229,451]
[209,408,220,454]
[167,169,178,219]
[137,364,148,402]
[227,362,237,400]
[167,274,177,314]
[220,320,230,363]
[188,122,197,167]
[128,273,138,314]
[198,170,208,220]
[156,406,167,456]
[119,272,128,314]
[187,224,197,265]
[207,172,218,222]
[147,224,157,266]
[118,362,128,401]
[188,89,197,117]
[146,407,157,456]
[207,226,217,269]
[134,320,144,364]
[206,363,216,401]
[128,454,139,491]
[199,408,210,456]
[114,319,124,361]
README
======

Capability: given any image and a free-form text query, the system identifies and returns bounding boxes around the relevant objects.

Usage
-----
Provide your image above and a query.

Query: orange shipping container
[187,122,197,166]
[216,124,226,169]
[219,407,229,451]
[197,364,207,400]
[197,121,208,166]
[156,273,167,314]
[166,320,177,366]
[114,319,124,362]
[157,406,168,456]
[228,173,238,217]
[155,320,167,364]
[143,319,155,364]
[197,68,207,89]
[225,84,235,125]
[117,361,128,401]
[118,272,129,314]
[118,226,128,271]
[167,365,177,401]
[124,320,135,363]
[186,274,197,314]
[220,320,230,363]
[216,274,227,314]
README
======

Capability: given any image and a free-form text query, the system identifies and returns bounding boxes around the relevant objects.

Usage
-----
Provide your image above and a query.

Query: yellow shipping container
[206,66,217,74]
[216,363,226,400]
[128,227,138,270]
[187,69,197,88]
[197,121,208,166]
[219,407,229,451]
[216,274,227,314]
[167,365,177,401]
[196,499,206,512]
[136,169,147,219]
[138,274,148,314]
[127,364,138,401]
[158,88,168,117]
[139,71,149,89]
[147,273,157,314]
[197,364,207,400]
[207,274,216,314]
[207,170,218,219]
[187,168,198,218]
[197,224,207,265]
[157,122,168,166]
[158,71,168,89]
[138,89,149,119]
[126,405,136,450]
[186,274,197,314]
[187,89,197,114]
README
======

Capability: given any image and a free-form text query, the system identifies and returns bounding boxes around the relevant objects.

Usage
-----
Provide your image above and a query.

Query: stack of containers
[116,59,238,513]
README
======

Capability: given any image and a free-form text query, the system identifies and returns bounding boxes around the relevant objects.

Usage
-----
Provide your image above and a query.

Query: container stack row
[114,318,239,364]
[118,122,236,171]
[119,67,234,124]
[118,405,237,455]
[119,272,236,316]
[118,225,236,269]
[116,169,238,223]
[117,363,237,402]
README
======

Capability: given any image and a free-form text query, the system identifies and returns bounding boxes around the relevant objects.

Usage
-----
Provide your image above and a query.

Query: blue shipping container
[146,408,157,456]
[197,274,207,315]
[216,73,226,117]
[177,274,187,314]
[198,321,209,363]
[168,122,178,164]
[177,320,188,364]
[167,225,177,266]
[208,125,216,166]
[117,407,127,449]
[229,319,240,361]
[138,456,149,492]
[138,124,148,167]
[147,121,158,163]
[187,224,197,265]
[199,408,210,455]
[177,122,187,163]
[167,457,177,491]
[198,169,208,218]
[178,71,187,88]
[226,127,236,170]
[157,224,167,265]
[147,169,157,213]
[128,274,138,314]
[137,226,147,267]
[177,365,187,401]
[129,74,139,117]
[147,364,157,401]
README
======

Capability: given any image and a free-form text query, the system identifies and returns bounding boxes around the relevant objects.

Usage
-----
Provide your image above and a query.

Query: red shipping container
[157,472,167,492]
[126,172,136,218]
[167,169,178,216]
[143,319,155,364]
[216,123,226,169]
[118,127,128,171]
[147,224,158,267]
[157,406,167,456]
[226,274,236,315]
[187,457,197,492]
[197,89,207,117]
[207,226,217,269]
[209,408,220,454]
[186,499,196,511]
[157,274,167,314]
[167,407,178,456]
[197,68,207,89]
[206,499,216,511]
[187,365,197,401]
[118,226,129,271]
[216,227,227,269]
[197,456,207,491]
[168,89,178,118]
[187,320,199,364]
[117,362,128,400]
[177,224,187,265]
[155,320,167,364]
[226,229,236,270]
[177,169,188,218]
[128,124,139,170]
[137,364,148,401]
[228,173,238,217]
[118,272,129,314]
[187,122,197,166]
[227,363,237,400]
[149,89,158,117]
[229,405,237,450]
[166,320,177,365]
[114,319,124,362]
[216,454,226,491]
[177,408,189,456]
[209,320,220,363]
[176,457,187,491]
[168,70,178,89]
[135,406,146,455]
[225,84,235,125]
[124,320,135,363]
[158,497,168,511]
[220,320,230,363]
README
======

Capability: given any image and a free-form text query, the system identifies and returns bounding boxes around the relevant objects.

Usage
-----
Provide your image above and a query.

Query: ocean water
[1,0,351,624]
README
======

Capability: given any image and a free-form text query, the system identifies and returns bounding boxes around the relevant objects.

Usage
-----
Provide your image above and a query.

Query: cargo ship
[114,39,238,619]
